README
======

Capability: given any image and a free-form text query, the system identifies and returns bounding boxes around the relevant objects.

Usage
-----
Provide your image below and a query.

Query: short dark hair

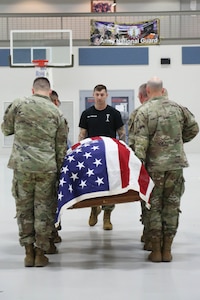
[50,90,61,106]
[93,84,107,93]
[33,77,50,91]
[51,90,58,98]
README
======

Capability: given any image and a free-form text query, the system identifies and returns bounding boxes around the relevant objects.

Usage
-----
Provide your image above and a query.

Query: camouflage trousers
[102,205,115,211]
[146,169,185,238]
[12,170,57,251]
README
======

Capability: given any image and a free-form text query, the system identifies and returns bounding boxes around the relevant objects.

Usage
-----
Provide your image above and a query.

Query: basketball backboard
[10,29,73,67]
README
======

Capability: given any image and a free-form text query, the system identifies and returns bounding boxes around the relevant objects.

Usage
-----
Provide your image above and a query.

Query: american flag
[55,136,154,225]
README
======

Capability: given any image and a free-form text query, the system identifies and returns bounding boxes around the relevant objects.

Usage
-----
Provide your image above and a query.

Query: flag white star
[59,177,67,186]
[67,155,75,163]
[86,168,95,177]
[76,161,85,170]
[79,180,87,189]
[61,165,69,174]
[58,191,64,201]
[70,172,79,181]
[68,184,73,193]
[95,177,104,186]
[91,145,99,151]
[83,152,92,159]
[75,148,82,154]
[93,158,102,167]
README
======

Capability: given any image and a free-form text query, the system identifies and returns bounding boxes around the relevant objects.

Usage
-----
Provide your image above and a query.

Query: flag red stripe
[71,142,81,150]
[138,164,150,195]
[115,139,130,188]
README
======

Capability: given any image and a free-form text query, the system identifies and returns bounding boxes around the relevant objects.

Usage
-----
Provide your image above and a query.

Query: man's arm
[1,103,15,136]
[133,110,149,163]
[116,125,126,142]
[78,128,88,141]
[128,110,137,150]
[55,116,69,172]
[181,107,199,142]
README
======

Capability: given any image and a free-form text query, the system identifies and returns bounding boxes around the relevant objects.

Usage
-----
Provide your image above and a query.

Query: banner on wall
[90,18,160,46]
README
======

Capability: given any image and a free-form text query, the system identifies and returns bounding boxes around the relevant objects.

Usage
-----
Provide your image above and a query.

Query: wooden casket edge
[68,190,141,209]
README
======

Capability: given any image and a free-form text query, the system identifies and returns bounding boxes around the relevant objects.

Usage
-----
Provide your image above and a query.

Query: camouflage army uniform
[133,96,199,240]
[1,94,68,251]
[128,106,151,243]
[128,106,141,152]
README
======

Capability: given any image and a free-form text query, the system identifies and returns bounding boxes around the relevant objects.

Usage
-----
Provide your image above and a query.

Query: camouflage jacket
[132,96,199,171]
[1,94,69,173]
[128,105,142,151]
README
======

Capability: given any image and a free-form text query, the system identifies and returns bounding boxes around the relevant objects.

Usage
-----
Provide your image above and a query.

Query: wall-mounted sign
[90,18,160,46]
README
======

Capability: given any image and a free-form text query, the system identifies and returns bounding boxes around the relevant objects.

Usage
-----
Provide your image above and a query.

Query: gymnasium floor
[0,153,200,300]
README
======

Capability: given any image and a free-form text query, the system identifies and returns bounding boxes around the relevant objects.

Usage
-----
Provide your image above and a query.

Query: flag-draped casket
[55,136,154,225]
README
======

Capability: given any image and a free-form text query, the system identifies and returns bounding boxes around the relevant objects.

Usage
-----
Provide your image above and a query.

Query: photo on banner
[90,19,160,46]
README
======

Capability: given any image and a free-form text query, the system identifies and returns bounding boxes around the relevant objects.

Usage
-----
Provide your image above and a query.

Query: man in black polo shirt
[78,84,125,230]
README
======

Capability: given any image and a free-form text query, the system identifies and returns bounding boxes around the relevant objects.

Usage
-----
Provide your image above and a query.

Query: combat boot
[52,230,62,243]
[89,206,101,226]
[148,237,162,262]
[142,230,152,251]
[45,239,58,254]
[24,244,35,267]
[162,236,173,262]
[35,248,49,267]
[143,238,152,251]
[103,210,113,230]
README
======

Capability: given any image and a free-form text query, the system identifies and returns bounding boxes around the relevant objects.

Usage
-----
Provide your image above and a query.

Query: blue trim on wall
[0,49,10,66]
[182,46,200,64]
[1,46,200,67]
[79,47,149,65]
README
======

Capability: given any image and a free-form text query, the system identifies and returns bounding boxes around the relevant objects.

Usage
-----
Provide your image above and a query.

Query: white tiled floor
[1,154,200,300]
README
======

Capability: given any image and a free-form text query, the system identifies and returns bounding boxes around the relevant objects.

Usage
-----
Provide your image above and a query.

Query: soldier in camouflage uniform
[131,76,199,262]
[129,85,169,251]
[1,77,69,267]
[49,90,63,245]
[128,83,151,249]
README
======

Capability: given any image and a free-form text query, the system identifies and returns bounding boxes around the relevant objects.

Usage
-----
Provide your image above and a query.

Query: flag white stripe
[102,136,122,191]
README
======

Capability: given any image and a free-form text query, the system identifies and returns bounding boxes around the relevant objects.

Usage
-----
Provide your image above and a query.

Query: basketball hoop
[32,59,49,78]
[32,59,49,68]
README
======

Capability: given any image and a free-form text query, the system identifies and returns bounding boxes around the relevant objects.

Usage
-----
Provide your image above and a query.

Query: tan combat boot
[45,239,58,254]
[142,229,152,250]
[35,248,49,267]
[143,238,152,251]
[148,237,162,262]
[103,210,113,230]
[24,244,35,267]
[162,236,173,262]
[53,230,62,243]
[89,206,101,226]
